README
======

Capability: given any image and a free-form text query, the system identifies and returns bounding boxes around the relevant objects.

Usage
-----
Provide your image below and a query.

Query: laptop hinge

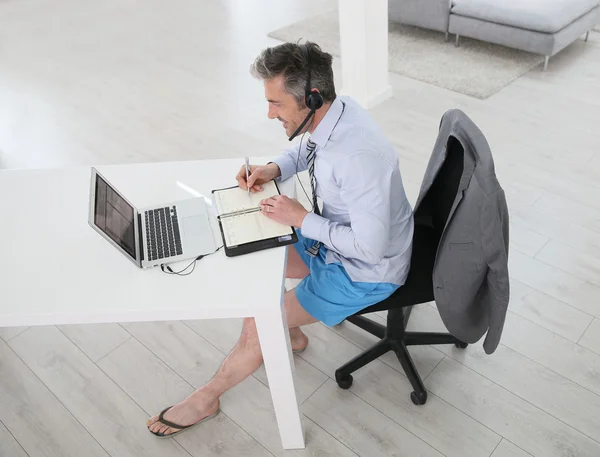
[138,213,144,265]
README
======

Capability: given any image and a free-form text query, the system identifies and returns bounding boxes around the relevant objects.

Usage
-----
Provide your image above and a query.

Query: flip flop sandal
[148,406,220,439]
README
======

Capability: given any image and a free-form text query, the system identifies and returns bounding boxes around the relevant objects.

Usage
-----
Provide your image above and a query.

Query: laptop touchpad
[183,215,216,254]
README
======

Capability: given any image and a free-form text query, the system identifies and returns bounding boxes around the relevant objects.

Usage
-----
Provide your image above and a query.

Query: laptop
[88,167,217,268]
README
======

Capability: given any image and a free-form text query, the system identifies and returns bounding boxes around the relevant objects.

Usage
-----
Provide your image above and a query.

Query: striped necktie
[305,138,321,257]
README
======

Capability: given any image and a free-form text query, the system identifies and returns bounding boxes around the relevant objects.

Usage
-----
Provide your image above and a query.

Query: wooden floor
[2,1,600,456]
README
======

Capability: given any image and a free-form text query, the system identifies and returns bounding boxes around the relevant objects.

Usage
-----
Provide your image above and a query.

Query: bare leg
[148,246,312,436]
[147,288,316,436]
[286,245,310,279]
[285,246,310,348]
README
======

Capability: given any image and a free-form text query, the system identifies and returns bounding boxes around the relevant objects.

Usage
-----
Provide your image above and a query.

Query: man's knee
[286,247,310,279]
[284,289,318,328]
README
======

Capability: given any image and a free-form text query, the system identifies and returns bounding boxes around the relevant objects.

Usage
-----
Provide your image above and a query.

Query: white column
[338,0,392,109]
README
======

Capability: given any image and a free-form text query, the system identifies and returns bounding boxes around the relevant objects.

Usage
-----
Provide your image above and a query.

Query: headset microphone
[288,108,315,141]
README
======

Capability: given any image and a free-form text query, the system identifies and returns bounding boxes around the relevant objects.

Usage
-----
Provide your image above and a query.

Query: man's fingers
[237,178,248,190]
[272,195,288,204]
[236,166,250,190]
[260,204,274,215]
[247,173,257,188]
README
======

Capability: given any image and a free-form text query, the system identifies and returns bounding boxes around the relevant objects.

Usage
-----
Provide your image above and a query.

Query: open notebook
[212,181,298,256]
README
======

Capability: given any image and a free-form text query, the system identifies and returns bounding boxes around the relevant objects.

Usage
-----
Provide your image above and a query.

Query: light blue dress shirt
[272,96,414,286]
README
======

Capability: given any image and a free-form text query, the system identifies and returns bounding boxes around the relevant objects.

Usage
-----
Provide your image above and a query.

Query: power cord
[160,245,224,276]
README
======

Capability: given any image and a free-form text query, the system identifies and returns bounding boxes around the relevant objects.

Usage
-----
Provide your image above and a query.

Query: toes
[147,421,176,437]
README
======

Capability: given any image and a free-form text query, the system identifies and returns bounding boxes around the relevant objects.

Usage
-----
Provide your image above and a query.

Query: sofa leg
[585,31,590,42]
[455,35,460,47]
[445,31,449,42]
[543,56,549,72]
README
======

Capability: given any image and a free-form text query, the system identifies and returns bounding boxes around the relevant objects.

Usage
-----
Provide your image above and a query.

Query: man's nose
[267,105,277,119]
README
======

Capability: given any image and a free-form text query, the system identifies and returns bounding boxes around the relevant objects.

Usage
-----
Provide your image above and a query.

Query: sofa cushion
[451,0,599,34]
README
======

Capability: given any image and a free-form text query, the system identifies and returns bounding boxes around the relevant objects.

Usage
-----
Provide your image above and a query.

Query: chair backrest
[354,135,466,312]
[398,135,465,303]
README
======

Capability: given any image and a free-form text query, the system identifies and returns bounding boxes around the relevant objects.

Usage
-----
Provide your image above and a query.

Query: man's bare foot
[290,327,309,352]
[146,392,220,437]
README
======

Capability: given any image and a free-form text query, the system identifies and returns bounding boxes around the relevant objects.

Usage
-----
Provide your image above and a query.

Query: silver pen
[244,157,250,194]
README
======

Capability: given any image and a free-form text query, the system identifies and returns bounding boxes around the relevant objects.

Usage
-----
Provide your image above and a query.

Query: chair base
[335,308,466,405]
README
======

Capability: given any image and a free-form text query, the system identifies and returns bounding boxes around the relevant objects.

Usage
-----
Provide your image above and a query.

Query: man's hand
[260,195,309,228]
[236,163,281,192]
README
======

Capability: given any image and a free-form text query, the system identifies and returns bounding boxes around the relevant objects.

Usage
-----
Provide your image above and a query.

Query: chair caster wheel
[336,374,353,390]
[455,341,468,349]
[411,391,427,405]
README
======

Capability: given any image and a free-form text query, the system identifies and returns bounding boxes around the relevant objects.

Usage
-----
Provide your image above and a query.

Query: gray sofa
[388,0,600,71]
[389,0,451,35]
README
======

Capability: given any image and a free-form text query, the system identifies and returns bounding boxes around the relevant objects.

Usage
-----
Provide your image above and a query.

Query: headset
[288,44,324,141]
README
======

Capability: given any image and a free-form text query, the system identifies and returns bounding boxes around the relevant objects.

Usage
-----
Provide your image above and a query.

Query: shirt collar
[309,96,344,148]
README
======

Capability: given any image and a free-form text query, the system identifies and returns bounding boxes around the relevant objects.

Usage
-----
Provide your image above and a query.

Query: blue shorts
[293,230,400,326]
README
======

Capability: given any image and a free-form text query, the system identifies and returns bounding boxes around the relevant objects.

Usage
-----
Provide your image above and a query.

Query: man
[147,42,414,438]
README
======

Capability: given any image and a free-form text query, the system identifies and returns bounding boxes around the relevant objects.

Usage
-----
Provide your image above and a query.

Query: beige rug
[268,10,546,99]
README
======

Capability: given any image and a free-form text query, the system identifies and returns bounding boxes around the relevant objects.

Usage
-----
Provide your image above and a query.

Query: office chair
[335,136,468,406]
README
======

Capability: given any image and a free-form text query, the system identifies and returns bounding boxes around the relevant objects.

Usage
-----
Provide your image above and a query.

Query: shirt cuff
[270,155,296,182]
[301,212,327,241]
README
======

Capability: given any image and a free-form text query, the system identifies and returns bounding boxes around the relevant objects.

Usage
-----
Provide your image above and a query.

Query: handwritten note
[214,181,293,247]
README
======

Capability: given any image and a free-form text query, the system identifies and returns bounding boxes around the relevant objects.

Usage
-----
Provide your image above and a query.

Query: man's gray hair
[250,41,336,107]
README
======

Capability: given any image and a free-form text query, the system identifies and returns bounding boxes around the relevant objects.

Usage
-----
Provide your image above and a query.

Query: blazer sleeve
[481,188,510,354]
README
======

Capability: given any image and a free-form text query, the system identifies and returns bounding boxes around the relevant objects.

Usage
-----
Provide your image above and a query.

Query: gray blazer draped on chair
[416,109,510,354]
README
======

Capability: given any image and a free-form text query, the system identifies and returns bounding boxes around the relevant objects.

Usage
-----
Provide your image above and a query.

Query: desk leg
[255,312,305,450]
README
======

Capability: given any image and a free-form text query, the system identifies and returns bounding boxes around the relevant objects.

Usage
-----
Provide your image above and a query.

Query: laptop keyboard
[145,206,183,261]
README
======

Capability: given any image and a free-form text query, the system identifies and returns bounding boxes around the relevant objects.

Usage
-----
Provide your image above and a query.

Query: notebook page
[214,181,279,216]
[221,211,293,247]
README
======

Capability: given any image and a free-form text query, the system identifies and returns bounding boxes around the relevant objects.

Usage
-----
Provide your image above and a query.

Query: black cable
[295,116,315,208]
[160,245,224,276]
[293,102,346,211]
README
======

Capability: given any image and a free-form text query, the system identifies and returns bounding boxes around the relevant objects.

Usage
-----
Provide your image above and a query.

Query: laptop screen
[93,174,137,260]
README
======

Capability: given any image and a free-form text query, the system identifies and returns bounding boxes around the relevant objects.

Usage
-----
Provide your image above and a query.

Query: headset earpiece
[306,90,324,111]
[301,44,324,111]
[289,44,324,141]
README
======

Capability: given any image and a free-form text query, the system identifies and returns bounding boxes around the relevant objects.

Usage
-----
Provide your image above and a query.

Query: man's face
[264,75,310,137]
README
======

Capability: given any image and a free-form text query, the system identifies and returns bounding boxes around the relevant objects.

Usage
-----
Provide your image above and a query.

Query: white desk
[0,159,305,450]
